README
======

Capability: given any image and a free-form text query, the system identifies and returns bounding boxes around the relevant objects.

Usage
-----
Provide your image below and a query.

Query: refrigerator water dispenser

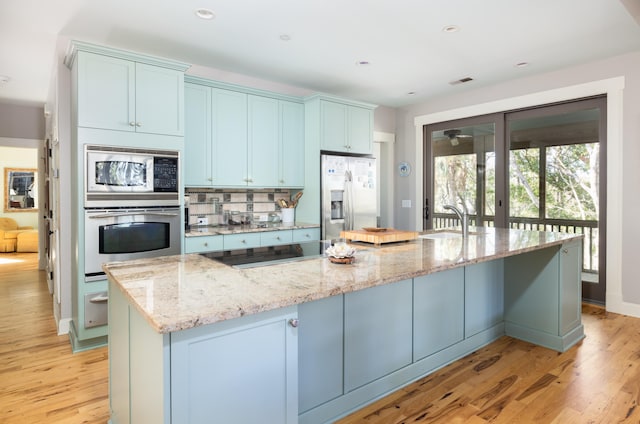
[331,190,344,219]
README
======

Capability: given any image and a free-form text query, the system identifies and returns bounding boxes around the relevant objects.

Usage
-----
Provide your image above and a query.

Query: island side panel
[504,242,584,352]
[109,280,170,424]
[109,281,130,424]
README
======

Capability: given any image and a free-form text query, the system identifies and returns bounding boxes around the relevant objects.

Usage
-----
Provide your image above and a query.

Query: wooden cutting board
[340,228,418,246]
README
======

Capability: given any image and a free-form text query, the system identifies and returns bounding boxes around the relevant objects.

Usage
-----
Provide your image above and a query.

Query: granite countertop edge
[104,228,583,334]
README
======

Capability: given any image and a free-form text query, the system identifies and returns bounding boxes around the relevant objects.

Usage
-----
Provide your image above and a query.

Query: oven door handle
[88,211,180,219]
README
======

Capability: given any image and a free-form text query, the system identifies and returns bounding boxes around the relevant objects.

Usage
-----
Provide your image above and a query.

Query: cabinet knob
[136,122,142,127]
[207,178,213,182]
[129,121,136,127]
[276,236,281,240]
[562,248,569,254]
[204,242,208,247]
[241,240,246,244]
[288,318,299,328]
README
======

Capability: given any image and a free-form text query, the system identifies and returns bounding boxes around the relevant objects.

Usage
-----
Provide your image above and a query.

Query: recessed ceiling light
[355,60,371,66]
[279,34,291,41]
[0,75,10,85]
[195,8,215,20]
[407,91,416,95]
[515,61,529,68]
[442,25,460,33]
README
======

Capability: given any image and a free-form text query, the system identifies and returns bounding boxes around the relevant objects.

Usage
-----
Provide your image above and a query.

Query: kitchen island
[105,228,584,424]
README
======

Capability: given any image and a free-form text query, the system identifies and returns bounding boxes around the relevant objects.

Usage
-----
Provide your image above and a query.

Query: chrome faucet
[444,202,469,238]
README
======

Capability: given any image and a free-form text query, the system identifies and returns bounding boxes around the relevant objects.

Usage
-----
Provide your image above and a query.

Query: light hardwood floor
[0,253,109,424]
[1,253,639,423]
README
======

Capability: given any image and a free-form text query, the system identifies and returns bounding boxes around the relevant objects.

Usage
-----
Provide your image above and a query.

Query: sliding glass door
[424,97,606,304]
[507,98,606,304]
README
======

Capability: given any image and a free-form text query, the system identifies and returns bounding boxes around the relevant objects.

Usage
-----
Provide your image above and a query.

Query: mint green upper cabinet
[212,89,248,187]
[135,63,184,136]
[248,95,280,187]
[280,101,305,187]
[76,51,184,136]
[77,52,135,133]
[319,99,374,154]
[184,83,212,186]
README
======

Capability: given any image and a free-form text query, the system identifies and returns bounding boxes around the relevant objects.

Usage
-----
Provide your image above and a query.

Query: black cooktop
[200,241,331,268]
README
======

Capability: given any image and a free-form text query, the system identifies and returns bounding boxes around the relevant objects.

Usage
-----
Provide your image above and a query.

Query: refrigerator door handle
[344,170,353,232]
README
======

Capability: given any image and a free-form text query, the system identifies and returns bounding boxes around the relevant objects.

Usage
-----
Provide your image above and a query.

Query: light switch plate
[402,200,411,208]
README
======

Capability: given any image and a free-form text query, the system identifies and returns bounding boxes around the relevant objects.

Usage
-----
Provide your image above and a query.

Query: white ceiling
[2,0,640,108]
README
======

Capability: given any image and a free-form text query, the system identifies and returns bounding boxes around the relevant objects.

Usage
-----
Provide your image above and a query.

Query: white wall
[394,50,640,316]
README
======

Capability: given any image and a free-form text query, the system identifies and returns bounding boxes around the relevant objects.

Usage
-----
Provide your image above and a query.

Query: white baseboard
[606,292,640,318]
[57,317,71,336]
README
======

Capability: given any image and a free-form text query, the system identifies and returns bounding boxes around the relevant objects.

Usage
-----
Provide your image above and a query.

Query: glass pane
[509,148,540,218]
[508,106,601,278]
[431,123,495,229]
[546,143,599,220]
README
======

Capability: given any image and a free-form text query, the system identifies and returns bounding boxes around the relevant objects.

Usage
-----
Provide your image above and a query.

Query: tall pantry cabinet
[64,41,189,351]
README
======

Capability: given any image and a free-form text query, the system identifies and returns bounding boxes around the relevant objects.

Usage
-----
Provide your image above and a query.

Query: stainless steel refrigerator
[321,153,377,240]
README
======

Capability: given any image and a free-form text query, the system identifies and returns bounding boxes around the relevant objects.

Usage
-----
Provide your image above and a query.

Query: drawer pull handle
[90,295,109,303]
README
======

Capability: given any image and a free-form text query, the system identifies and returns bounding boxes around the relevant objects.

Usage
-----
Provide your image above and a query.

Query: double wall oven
[82,145,181,328]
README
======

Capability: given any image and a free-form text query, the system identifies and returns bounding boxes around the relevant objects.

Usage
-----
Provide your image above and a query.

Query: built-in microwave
[84,144,180,207]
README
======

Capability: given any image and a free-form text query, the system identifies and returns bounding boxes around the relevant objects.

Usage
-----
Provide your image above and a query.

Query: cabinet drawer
[260,230,293,246]
[292,228,320,242]
[224,233,261,250]
[185,235,223,254]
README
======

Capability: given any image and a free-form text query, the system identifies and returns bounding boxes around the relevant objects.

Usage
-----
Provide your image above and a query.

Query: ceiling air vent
[449,77,474,85]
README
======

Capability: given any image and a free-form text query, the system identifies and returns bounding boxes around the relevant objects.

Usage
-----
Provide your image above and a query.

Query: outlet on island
[197,217,208,226]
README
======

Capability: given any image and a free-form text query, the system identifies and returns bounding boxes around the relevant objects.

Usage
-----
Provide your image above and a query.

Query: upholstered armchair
[0,217,34,252]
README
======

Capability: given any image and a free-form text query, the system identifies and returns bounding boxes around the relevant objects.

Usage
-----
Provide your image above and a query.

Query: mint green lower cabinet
[171,307,298,424]
[344,279,413,392]
[293,227,321,243]
[223,232,261,250]
[298,295,344,413]
[184,235,223,253]
[260,229,293,246]
[465,260,504,337]
[413,268,464,361]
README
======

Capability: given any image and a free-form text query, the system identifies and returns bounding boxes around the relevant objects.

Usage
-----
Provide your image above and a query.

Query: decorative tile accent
[185,188,292,226]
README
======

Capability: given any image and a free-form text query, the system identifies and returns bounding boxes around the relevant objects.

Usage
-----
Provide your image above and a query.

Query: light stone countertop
[103,227,582,334]
[185,221,319,237]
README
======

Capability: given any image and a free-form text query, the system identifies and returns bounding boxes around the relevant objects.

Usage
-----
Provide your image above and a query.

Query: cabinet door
[413,268,464,361]
[248,95,280,187]
[344,279,412,392]
[184,235,223,254]
[298,295,344,413]
[184,83,212,186]
[280,101,305,187]
[465,260,504,337]
[260,229,293,246]
[212,89,248,186]
[320,100,348,152]
[292,228,320,242]
[171,308,298,424]
[77,52,135,132]
[347,105,373,154]
[560,240,582,335]
[223,232,261,250]
[135,63,184,136]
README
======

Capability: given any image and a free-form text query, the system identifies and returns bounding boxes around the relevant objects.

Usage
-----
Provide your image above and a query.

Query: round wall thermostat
[398,162,411,177]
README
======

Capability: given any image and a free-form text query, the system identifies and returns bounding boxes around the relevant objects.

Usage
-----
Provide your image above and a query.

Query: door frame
[413,77,624,314]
